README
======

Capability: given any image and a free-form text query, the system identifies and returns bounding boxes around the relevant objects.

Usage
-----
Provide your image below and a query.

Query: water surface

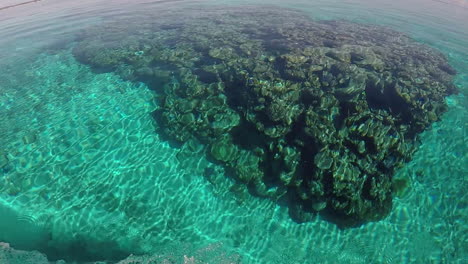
[0,0,466,263]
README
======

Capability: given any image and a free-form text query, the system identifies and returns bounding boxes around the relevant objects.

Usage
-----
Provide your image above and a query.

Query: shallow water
[0,0,466,263]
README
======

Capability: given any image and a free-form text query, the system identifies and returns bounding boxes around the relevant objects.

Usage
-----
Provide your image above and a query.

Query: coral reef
[72,6,457,227]
[0,242,49,264]
[116,242,241,264]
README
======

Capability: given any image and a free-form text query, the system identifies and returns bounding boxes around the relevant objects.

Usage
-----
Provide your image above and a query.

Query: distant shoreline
[0,0,41,12]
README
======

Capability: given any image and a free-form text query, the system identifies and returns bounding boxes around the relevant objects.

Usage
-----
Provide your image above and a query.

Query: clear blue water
[0,0,466,263]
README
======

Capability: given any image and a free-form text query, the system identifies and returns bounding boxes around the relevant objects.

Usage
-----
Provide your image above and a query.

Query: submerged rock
[72,6,458,228]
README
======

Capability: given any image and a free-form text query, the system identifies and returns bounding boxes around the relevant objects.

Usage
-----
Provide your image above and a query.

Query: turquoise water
[0,0,466,263]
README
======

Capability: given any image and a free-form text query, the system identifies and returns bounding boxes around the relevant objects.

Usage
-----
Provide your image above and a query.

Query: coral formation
[0,242,49,264]
[72,6,457,227]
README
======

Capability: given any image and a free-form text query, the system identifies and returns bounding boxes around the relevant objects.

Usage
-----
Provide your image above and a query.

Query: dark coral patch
[72,6,457,228]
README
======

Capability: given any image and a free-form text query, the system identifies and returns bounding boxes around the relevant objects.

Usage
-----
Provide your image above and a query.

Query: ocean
[0,0,466,263]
